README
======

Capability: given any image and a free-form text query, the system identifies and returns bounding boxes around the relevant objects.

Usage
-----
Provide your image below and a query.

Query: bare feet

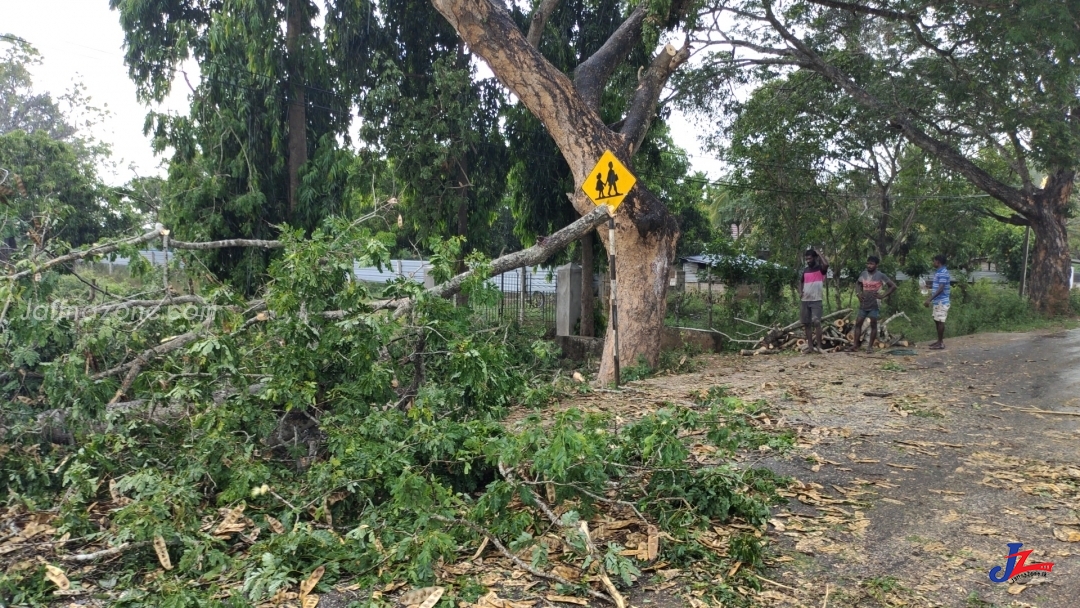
[928,342,945,350]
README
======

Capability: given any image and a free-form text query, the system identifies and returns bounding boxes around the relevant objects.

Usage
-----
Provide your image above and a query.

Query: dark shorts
[800,300,823,325]
[856,308,880,320]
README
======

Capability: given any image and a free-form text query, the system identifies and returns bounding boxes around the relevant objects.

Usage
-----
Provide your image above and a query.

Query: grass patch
[621,345,703,382]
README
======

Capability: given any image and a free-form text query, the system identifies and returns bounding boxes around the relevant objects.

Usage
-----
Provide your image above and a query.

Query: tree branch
[759,0,1029,214]
[621,40,692,152]
[395,206,610,318]
[430,0,620,181]
[169,237,283,250]
[573,5,648,110]
[805,0,914,20]
[979,207,1030,226]
[526,0,562,48]
[3,229,161,281]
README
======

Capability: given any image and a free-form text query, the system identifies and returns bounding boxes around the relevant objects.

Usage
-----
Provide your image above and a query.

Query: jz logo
[988,542,1054,583]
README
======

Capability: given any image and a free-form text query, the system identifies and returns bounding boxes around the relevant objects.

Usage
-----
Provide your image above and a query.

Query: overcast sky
[5,1,722,186]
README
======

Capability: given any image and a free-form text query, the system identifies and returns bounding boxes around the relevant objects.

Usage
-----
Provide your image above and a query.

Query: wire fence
[472,291,556,330]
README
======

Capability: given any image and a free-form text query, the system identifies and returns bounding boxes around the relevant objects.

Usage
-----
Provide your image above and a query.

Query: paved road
[757,328,1080,607]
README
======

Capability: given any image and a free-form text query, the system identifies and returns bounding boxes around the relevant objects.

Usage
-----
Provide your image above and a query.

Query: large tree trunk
[285,0,308,219]
[599,219,676,379]
[1025,174,1074,315]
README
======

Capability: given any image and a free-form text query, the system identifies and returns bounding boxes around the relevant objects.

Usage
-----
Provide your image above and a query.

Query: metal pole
[519,265,526,324]
[1020,224,1031,298]
[608,215,620,387]
[708,278,713,329]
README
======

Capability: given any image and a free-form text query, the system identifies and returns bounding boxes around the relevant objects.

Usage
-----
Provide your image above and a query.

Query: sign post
[582,150,636,387]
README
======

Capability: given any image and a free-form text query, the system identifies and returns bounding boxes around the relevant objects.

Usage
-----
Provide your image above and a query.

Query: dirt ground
[555,328,1080,608]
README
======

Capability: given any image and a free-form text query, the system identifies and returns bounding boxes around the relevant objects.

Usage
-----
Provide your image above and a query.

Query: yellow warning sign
[582,150,636,213]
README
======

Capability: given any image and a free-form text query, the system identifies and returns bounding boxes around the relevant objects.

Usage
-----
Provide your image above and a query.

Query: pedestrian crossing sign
[583,150,636,213]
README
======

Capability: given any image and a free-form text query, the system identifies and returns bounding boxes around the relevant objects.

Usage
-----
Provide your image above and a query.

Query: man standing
[923,254,950,349]
[797,249,829,353]
[852,256,897,353]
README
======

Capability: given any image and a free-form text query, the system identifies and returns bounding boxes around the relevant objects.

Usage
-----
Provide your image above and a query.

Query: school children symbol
[583,150,636,213]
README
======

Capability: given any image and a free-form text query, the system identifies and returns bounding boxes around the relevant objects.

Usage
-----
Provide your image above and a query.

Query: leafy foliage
[0,217,789,606]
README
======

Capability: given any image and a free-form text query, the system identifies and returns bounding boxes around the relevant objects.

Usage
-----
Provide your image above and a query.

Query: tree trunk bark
[579,231,595,337]
[1025,175,1074,315]
[285,0,308,219]
[598,216,676,380]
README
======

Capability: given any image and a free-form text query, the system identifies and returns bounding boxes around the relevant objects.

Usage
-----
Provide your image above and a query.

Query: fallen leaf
[214,504,247,536]
[552,564,580,581]
[301,595,319,608]
[646,525,659,560]
[300,565,325,598]
[153,535,172,570]
[1053,528,1080,542]
[266,516,285,534]
[1007,584,1026,595]
[477,591,536,607]
[546,594,588,606]
[44,564,71,591]
[967,525,1000,536]
[417,588,443,608]
[399,587,443,606]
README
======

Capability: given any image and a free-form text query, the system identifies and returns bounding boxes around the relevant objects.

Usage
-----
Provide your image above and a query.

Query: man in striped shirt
[923,254,950,350]
[797,249,829,353]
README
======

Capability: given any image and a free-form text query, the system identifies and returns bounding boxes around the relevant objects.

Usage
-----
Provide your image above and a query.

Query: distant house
[675,254,786,291]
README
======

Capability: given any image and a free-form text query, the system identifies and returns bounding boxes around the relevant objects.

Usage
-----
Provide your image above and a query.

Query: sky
[4,0,723,186]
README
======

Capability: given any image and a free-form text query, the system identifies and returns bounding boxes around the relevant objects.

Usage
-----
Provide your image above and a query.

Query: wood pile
[736,310,911,356]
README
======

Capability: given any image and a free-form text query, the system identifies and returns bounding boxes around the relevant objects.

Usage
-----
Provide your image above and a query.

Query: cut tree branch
[621,40,692,152]
[395,206,610,318]
[3,229,161,281]
[169,237,283,250]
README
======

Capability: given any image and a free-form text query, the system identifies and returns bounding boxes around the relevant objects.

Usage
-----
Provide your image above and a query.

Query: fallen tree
[0,214,788,606]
